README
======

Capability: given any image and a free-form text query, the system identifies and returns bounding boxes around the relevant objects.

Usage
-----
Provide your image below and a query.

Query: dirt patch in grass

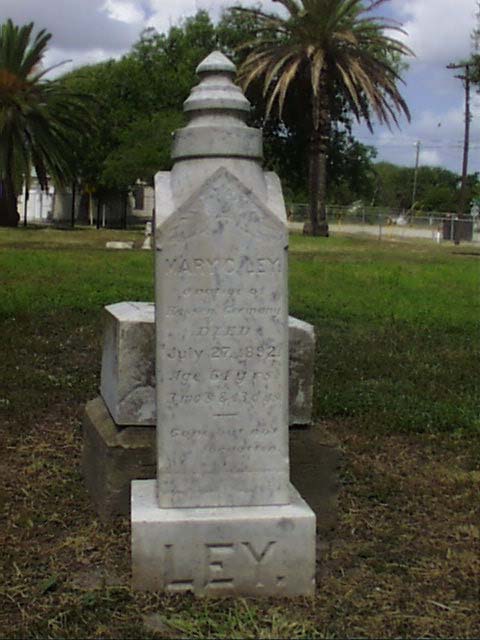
[1,387,478,636]
[1,231,478,637]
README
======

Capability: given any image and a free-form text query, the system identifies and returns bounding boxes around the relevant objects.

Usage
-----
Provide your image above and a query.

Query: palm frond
[266,54,303,116]
[0,19,95,190]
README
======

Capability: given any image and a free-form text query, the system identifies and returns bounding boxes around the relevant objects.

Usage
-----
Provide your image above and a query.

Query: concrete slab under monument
[131,480,315,597]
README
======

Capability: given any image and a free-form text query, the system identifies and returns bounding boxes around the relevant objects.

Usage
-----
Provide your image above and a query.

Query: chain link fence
[287,204,480,243]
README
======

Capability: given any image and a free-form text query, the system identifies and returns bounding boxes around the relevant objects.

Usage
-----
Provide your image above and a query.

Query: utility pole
[411,140,421,211]
[447,61,472,216]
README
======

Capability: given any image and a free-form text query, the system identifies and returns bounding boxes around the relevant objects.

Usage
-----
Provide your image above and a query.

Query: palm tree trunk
[0,177,20,227]
[308,88,329,237]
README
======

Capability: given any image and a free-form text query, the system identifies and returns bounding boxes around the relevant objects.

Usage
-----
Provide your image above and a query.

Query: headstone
[288,317,315,425]
[105,241,134,250]
[100,301,315,427]
[142,221,153,250]
[131,52,315,597]
[100,302,156,426]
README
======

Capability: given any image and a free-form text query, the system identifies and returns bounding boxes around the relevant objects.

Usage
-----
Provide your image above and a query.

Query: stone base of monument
[82,397,155,519]
[131,480,315,597]
[82,397,341,526]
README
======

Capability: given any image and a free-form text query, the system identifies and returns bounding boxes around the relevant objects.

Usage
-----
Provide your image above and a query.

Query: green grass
[0,227,153,317]
[288,234,479,434]
[0,227,478,433]
[1,227,479,638]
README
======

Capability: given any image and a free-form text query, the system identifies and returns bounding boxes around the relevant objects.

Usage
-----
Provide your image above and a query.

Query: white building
[18,173,154,227]
[17,176,54,223]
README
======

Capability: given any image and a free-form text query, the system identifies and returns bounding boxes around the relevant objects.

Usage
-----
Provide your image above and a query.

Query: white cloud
[0,0,142,52]
[146,0,205,32]
[419,149,442,166]
[102,0,146,24]
[145,0,280,32]
[395,0,477,64]
[352,0,480,173]
[355,96,480,172]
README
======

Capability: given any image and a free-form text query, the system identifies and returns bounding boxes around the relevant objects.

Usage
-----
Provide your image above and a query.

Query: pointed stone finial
[183,51,250,116]
[196,50,236,75]
[172,51,262,161]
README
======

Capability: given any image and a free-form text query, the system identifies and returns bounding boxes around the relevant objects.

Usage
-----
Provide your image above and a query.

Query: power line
[353,142,480,150]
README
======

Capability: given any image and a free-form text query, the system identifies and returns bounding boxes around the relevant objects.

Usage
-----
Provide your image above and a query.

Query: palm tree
[0,20,91,226]
[235,0,413,236]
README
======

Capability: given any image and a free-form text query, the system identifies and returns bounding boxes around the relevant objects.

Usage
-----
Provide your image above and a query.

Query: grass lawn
[0,227,479,638]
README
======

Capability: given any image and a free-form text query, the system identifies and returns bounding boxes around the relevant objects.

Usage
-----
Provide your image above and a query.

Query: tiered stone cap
[172,51,263,161]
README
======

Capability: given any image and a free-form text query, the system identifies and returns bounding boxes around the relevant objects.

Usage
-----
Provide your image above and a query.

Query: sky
[1,0,479,174]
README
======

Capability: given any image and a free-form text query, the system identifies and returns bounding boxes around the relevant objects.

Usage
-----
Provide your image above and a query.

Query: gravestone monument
[82,307,316,519]
[131,52,316,596]
[142,221,153,250]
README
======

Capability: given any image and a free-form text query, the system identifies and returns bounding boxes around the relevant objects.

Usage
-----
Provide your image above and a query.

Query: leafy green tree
[61,11,217,200]
[101,111,185,188]
[62,57,151,193]
[328,136,377,204]
[373,162,479,213]
[60,8,384,212]
[0,20,92,226]
[373,162,411,210]
[131,11,218,108]
[231,0,412,235]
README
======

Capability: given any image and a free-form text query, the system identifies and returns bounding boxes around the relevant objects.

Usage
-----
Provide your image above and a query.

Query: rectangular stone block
[81,396,155,520]
[155,169,290,508]
[131,479,315,597]
[101,302,156,425]
[289,317,315,425]
[101,302,315,427]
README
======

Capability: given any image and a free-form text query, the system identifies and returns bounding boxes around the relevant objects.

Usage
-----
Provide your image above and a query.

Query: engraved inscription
[164,544,194,592]
[242,541,277,591]
[156,183,290,506]
[163,540,287,591]
[165,305,282,318]
[242,541,276,564]
[204,544,235,588]
[196,325,251,337]
[164,256,281,275]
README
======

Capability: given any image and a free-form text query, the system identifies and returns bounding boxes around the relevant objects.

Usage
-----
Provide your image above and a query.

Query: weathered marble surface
[83,395,340,522]
[100,302,155,426]
[131,50,316,597]
[153,52,292,510]
[155,169,290,508]
[289,317,316,425]
[101,302,315,427]
[131,479,315,597]
[105,241,134,250]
